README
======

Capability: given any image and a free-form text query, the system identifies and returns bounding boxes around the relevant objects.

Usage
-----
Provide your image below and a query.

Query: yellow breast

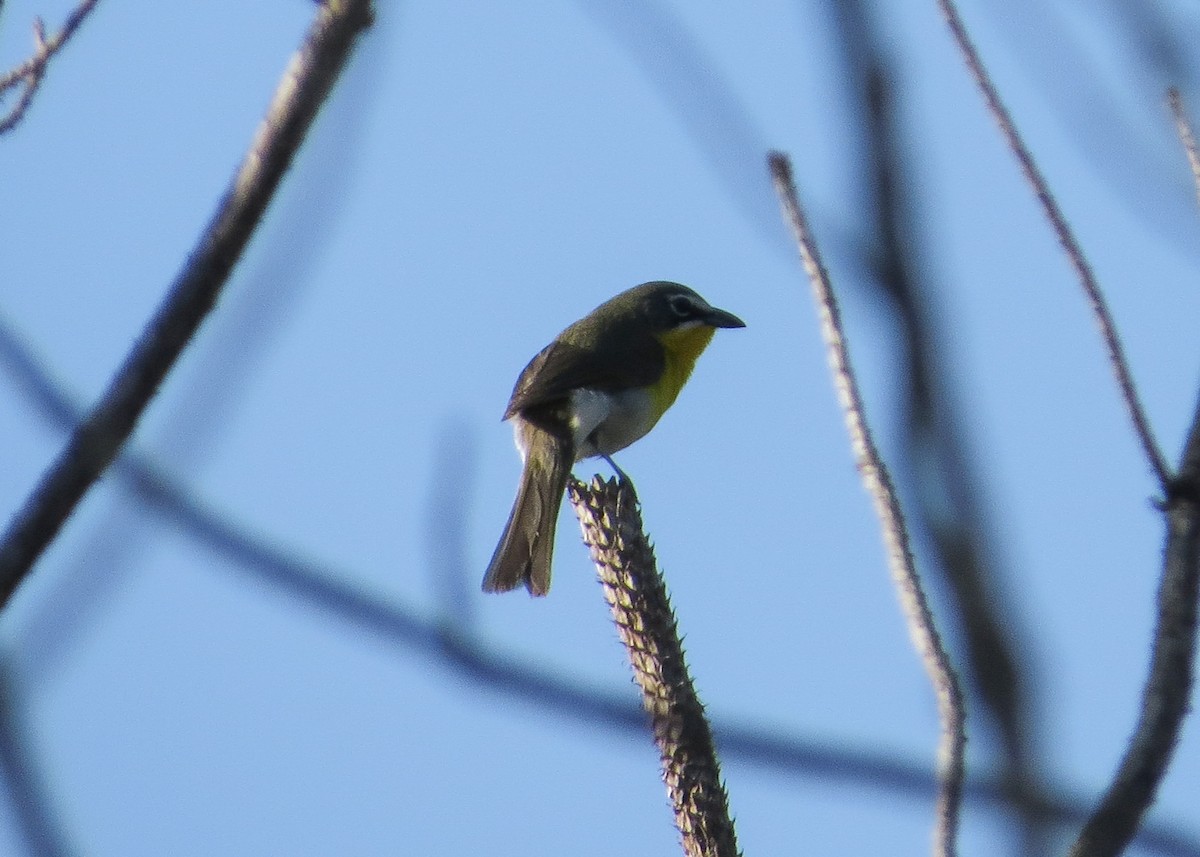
[651,325,717,417]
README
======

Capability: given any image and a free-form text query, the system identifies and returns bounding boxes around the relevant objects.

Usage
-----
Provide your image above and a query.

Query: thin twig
[1168,89,1200,209]
[934,0,1171,491]
[1065,93,1200,857]
[769,151,966,857]
[0,0,374,607]
[569,476,740,857]
[0,0,102,135]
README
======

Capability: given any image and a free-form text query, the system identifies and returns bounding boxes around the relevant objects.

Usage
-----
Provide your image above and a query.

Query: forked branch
[0,0,103,135]
[1066,90,1200,857]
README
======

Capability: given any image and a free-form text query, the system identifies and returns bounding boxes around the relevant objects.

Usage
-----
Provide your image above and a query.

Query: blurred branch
[570,476,739,857]
[0,0,101,135]
[824,1,1045,850]
[0,0,375,609]
[770,151,966,857]
[1,314,1199,857]
[1065,92,1200,857]
[426,422,477,630]
[573,0,780,252]
[573,0,877,261]
[1104,0,1196,91]
[977,0,1198,258]
[935,0,1171,491]
[0,655,74,857]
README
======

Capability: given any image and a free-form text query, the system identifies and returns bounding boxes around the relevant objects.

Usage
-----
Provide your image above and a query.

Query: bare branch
[933,0,1171,490]
[569,476,740,857]
[0,0,102,135]
[0,0,375,609]
[1065,95,1200,857]
[769,151,966,857]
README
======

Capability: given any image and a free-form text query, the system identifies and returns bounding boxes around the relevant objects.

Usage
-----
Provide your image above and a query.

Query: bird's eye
[668,295,694,318]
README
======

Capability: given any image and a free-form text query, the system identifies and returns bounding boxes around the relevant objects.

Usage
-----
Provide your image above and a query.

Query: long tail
[482,427,572,596]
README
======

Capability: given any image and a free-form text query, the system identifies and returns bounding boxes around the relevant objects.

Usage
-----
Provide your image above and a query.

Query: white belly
[511,387,659,463]
[569,387,657,460]
[571,384,657,458]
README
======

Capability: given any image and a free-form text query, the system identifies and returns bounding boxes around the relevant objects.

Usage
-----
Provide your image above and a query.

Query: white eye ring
[668,295,694,317]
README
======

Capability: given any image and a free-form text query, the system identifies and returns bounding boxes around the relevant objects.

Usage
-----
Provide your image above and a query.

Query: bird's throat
[653,325,716,415]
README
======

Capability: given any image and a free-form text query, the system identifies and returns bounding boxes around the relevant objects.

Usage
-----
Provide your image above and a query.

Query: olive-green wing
[503,335,664,420]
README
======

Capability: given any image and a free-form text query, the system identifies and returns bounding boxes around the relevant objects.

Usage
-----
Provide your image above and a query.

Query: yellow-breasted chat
[483,281,745,596]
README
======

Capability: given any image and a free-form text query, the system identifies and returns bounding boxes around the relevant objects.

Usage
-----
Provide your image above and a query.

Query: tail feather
[482,429,571,596]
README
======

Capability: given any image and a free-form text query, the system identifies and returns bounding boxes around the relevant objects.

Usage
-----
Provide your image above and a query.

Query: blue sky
[2,1,1199,854]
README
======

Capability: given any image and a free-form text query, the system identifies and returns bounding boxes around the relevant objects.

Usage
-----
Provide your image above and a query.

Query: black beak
[703,306,746,329]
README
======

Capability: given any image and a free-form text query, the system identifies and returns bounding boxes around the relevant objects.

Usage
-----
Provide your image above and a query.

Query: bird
[482,281,745,596]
